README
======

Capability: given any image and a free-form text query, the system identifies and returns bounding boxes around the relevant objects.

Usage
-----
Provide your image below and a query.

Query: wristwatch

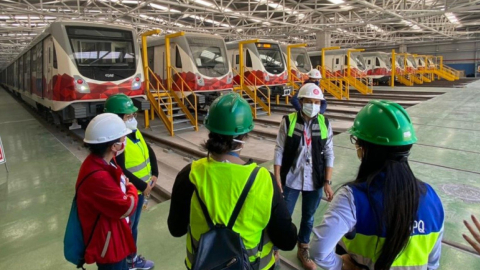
[325,180,332,185]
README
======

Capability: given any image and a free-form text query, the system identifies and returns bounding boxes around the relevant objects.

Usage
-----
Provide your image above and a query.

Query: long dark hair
[84,138,120,157]
[202,132,248,156]
[352,138,426,270]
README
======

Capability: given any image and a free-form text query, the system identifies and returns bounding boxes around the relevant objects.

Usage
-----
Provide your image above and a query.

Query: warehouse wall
[369,40,480,77]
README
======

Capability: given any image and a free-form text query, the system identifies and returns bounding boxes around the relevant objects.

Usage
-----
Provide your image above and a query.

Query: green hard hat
[204,93,254,136]
[104,94,138,114]
[349,100,417,146]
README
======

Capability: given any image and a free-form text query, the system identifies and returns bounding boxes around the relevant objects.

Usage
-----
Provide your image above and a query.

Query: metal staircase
[141,30,198,136]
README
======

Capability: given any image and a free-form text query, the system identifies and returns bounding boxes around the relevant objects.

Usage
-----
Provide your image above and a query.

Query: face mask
[115,140,126,156]
[302,103,320,118]
[125,118,138,130]
[355,145,363,160]
[231,139,245,152]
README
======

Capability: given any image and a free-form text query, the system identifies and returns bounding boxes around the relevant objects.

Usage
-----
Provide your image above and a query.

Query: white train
[226,40,289,95]
[308,49,367,78]
[280,44,313,82]
[147,32,233,102]
[0,21,146,126]
[362,52,392,84]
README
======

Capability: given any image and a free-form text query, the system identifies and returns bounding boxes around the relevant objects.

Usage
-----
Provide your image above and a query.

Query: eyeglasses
[350,135,358,145]
[124,113,137,121]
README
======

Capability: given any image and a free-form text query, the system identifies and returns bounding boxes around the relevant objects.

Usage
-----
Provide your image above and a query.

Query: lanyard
[303,129,312,147]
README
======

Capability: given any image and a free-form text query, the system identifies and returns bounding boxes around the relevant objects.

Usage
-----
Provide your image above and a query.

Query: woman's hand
[341,255,361,270]
[324,184,334,202]
[463,215,480,254]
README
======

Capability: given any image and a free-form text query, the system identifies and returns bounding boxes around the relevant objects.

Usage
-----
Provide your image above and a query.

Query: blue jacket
[290,81,327,113]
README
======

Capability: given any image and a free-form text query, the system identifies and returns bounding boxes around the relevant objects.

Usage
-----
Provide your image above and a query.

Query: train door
[366,58,373,70]
[44,37,54,99]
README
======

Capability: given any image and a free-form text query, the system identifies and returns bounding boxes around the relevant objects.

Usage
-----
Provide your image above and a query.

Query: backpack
[64,170,101,269]
[191,167,264,270]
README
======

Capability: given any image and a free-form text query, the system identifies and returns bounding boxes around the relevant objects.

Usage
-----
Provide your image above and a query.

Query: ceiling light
[192,0,214,8]
[328,0,345,4]
[445,12,460,24]
[150,3,181,13]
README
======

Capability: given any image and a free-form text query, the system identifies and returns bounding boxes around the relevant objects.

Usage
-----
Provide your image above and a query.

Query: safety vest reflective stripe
[125,130,151,194]
[128,159,151,174]
[287,113,327,139]
[341,232,440,269]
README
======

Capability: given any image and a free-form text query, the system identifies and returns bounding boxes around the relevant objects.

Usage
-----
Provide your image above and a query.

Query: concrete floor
[1,81,480,269]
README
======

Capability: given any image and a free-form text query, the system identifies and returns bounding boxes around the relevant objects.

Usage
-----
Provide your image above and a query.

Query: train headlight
[131,74,142,90]
[74,75,90,93]
[195,73,205,86]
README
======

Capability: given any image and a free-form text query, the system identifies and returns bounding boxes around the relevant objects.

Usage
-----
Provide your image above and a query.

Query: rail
[315,65,349,100]
[146,67,174,135]
[233,67,271,118]
[170,66,198,131]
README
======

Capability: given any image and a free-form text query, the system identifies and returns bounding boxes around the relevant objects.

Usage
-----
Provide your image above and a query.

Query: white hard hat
[308,69,322,79]
[84,113,132,144]
[298,83,324,100]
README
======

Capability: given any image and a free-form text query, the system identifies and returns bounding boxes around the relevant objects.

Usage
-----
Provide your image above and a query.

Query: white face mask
[302,103,320,118]
[125,118,138,130]
[231,139,245,152]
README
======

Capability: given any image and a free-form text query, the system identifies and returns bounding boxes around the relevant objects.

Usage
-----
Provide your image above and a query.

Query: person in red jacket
[77,113,139,270]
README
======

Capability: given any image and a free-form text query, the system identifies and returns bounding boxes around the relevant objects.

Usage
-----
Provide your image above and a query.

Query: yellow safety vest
[187,158,275,270]
[125,130,151,194]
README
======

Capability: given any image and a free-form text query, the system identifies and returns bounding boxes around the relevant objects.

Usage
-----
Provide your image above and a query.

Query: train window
[367,59,371,65]
[376,57,381,67]
[344,55,348,65]
[236,55,239,65]
[48,48,51,64]
[257,43,284,74]
[336,58,339,65]
[175,46,182,68]
[246,50,253,68]
[291,48,312,73]
[53,45,57,69]
[187,36,229,77]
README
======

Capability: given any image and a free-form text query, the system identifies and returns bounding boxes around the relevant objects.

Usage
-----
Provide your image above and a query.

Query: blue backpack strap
[75,170,102,269]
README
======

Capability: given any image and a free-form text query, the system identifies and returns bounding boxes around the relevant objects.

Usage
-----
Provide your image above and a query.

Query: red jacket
[76,154,138,264]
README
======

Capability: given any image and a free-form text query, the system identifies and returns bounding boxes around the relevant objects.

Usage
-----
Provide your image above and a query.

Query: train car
[308,49,367,78]
[0,21,145,126]
[226,40,289,95]
[397,54,418,74]
[147,32,233,103]
[362,52,392,84]
[280,44,313,82]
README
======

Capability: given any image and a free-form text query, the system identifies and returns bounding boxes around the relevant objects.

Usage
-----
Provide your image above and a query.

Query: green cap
[104,94,138,114]
[349,100,417,146]
[204,93,254,136]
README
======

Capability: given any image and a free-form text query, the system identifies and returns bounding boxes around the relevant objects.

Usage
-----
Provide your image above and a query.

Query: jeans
[97,259,128,270]
[127,194,144,262]
[283,186,323,244]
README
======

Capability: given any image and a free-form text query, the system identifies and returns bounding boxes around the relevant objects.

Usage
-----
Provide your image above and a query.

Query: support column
[399,44,407,53]
[316,31,331,50]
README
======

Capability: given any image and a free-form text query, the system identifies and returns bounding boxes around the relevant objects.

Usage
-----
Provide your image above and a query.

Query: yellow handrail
[146,67,174,133]
[170,66,198,130]
[232,68,271,117]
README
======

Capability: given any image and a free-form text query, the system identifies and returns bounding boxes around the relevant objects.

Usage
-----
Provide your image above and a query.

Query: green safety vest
[187,158,275,270]
[125,130,151,194]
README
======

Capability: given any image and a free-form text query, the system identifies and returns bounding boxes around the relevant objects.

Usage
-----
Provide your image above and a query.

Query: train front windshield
[380,55,392,69]
[67,26,136,81]
[353,54,366,71]
[257,43,285,74]
[187,37,229,77]
[291,48,312,73]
